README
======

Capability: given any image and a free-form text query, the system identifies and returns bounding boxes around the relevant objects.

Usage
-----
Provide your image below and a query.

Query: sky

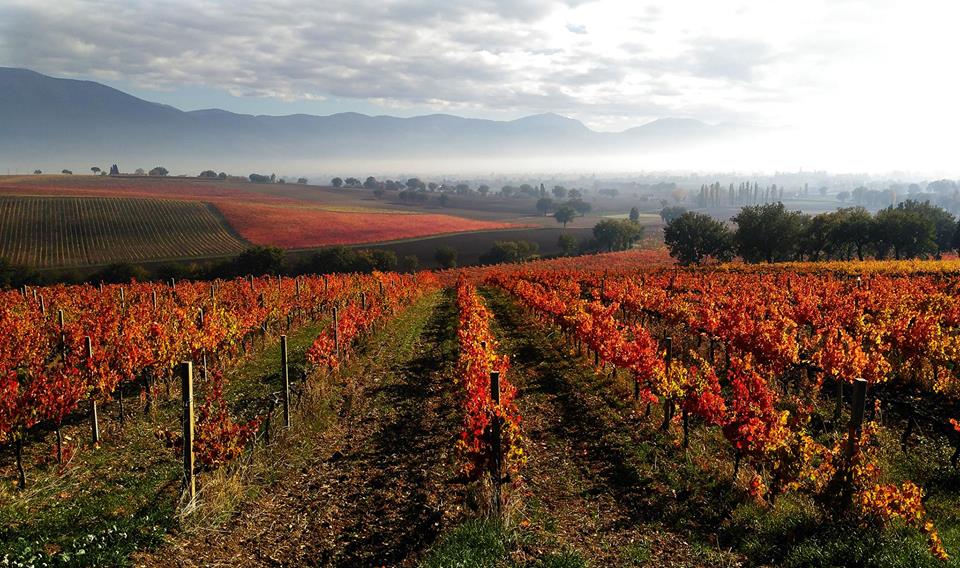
[1,0,958,174]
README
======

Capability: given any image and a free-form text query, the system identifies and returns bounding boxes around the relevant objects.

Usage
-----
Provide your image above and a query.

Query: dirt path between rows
[137,293,464,567]
[483,288,743,567]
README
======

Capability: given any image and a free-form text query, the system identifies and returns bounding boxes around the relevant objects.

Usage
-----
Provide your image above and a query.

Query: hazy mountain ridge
[0,68,735,171]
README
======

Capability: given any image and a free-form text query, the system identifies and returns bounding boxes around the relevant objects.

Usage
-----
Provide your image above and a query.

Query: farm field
[0,176,526,267]
[0,195,247,267]
[7,250,960,566]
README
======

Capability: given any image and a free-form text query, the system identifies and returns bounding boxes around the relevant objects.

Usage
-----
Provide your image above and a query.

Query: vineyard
[4,250,960,566]
[0,196,247,267]
[0,177,521,263]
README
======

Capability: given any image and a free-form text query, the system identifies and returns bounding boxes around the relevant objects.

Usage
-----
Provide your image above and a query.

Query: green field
[0,196,248,268]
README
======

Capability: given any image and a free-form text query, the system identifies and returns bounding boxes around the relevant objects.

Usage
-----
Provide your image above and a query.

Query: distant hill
[0,67,736,171]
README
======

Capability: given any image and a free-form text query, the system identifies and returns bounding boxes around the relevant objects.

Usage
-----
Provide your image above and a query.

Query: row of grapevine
[454,278,524,514]
[1,271,436,490]
[488,267,949,561]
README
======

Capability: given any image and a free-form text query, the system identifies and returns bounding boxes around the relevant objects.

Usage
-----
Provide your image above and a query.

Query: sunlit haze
[1,0,958,174]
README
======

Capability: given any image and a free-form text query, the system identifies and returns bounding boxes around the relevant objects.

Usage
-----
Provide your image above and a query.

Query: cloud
[0,0,956,136]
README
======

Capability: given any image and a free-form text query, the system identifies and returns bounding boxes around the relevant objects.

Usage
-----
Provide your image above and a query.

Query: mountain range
[0,67,738,172]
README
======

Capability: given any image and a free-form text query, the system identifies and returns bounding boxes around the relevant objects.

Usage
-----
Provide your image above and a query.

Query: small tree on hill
[558,233,578,255]
[593,219,644,251]
[90,166,101,175]
[199,170,218,178]
[663,212,734,265]
[536,197,554,216]
[331,177,343,187]
[434,246,458,269]
[149,166,169,177]
[629,207,640,223]
[554,205,577,228]
[234,246,285,276]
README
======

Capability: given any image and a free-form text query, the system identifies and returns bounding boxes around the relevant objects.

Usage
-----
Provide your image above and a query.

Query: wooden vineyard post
[333,307,340,360]
[662,336,673,432]
[86,336,100,445]
[38,295,45,316]
[119,286,125,309]
[490,370,502,518]
[281,335,291,429]
[198,308,207,380]
[180,361,196,504]
[152,290,158,309]
[58,309,66,360]
[845,378,867,462]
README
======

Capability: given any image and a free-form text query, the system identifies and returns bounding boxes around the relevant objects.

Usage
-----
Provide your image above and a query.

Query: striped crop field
[0,196,248,267]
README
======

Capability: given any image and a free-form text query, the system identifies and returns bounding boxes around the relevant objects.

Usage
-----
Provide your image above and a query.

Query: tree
[660,206,687,223]
[629,207,640,223]
[218,172,228,180]
[399,255,419,273]
[438,193,450,207]
[406,178,425,191]
[364,176,378,189]
[892,200,956,256]
[479,241,539,264]
[798,212,837,261]
[434,246,458,269]
[873,205,937,259]
[554,205,577,228]
[568,189,582,199]
[593,219,644,251]
[954,219,960,253]
[233,246,285,276]
[837,191,850,203]
[135,168,145,175]
[331,177,343,187]
[199,170,218,178]
[249,173,271,183]
[552,186,568,200]
[663,212,734,265]
[536,197,554,216]
[478,184,490,196]
[829,207,873,260]
[149,166,169,177]
[90,166,101,175]
[732,202,807,263]
[297,177,308,184]
[344,177,359,187]
[32,169,41,175]
[61,169,72,175]
[109,164,120,175]
[557,233,578,256]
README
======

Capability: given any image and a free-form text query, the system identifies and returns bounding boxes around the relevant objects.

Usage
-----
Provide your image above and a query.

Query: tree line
[663,201,960,265]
